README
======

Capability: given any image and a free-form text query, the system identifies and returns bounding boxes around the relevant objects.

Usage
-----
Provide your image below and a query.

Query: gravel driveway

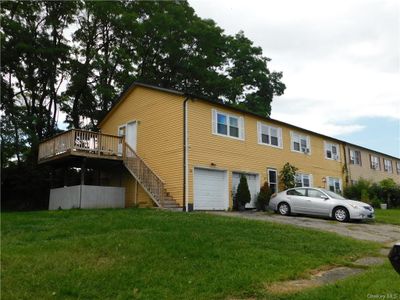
[210,211,400,244]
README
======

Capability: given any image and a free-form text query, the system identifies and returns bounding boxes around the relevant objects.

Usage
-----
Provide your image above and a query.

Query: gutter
[183,96,191,212]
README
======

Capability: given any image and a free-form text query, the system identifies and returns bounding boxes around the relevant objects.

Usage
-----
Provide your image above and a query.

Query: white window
[370,155,380,170]
[295,173,313,187]
[397,162,400,175]
[324,142,340,160]
[257,122,283,148]
[291,132,311,154]
[212,109,244,140]
[349,149,362,165]
[268,169,278,193]
[327,177,342,194]
[384,159,393,173]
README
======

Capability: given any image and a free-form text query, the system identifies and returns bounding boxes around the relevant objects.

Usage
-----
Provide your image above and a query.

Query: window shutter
[290,131,294,150]
[307,136,311,154]
[211,109,217,134]
[278,127,283,148]
[309,174,313,187]
[239,116,245,140]
[257,122,262,144]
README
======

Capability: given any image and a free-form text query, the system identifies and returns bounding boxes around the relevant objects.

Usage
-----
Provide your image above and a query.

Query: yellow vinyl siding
[99,86,185,206]
[187,99,345,207]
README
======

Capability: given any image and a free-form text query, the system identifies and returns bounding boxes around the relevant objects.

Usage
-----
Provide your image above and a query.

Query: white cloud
[190,0,400,138]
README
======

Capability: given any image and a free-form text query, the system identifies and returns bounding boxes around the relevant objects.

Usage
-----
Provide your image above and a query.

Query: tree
[1,1,77,162]
[235,175,251,210]
[279,163,298,190]
[256,181,272,211]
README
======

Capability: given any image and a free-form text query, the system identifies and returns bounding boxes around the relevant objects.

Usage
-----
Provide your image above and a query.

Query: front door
[126,121,137,151]
[118,121,137,155]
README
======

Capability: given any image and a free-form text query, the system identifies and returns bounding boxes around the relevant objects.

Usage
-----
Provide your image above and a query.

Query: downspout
[183,96,190,212]
[342,142,349,186]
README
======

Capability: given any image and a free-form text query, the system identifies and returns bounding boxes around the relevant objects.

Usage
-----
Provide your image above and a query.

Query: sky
[190,0,400,157]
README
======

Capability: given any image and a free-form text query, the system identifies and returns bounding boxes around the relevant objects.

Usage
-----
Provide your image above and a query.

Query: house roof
[99,81,399,161]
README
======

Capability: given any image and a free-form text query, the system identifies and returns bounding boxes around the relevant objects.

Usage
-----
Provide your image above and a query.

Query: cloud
[190,0,400,139]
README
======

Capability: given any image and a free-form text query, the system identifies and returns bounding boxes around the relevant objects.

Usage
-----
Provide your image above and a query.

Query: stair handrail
[123,142,165,206]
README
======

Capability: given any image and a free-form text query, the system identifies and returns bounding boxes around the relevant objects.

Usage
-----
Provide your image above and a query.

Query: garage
[193,168,228,210]
[232,172,260,208]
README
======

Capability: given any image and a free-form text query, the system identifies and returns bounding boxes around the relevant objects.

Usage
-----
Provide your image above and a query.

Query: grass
[375,208,400,225]
[269,262,400,300]
[1,209,381,299]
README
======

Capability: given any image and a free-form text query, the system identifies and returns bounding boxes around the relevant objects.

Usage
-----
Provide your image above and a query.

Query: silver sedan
[269,187,375,222]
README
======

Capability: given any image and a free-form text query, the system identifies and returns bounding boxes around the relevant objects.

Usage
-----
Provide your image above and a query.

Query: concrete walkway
[210,211,400,244]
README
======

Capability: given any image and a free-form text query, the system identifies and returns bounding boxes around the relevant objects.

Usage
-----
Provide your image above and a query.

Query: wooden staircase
[123,142,181,210]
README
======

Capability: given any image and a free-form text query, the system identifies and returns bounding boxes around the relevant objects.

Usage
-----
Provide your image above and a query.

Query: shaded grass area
[1,209,380,299]
[269,262,400,300]
[375,208,400,225]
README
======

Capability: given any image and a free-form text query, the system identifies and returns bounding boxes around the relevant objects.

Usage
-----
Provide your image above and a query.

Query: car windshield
[321,189,345,200]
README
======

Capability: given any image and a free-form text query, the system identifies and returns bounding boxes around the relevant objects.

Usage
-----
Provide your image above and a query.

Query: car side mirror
[320,195,329,200]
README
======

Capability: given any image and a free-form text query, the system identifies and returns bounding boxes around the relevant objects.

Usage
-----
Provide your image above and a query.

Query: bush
[256,182,272,211]
[343,178,400,208]
[279,162,298,190]
[235,175,251,211]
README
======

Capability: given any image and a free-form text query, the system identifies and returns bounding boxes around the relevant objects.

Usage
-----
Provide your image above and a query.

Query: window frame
[212,109,245,140]
[349,149,362,165]
[257,122,283,149]
[290,131,311,154]
[295,173,313,187]
[326,176,342,194]
[370,155,380,171]
[383,159,393,173]
[397,161,400,175]
[324,141,340,161]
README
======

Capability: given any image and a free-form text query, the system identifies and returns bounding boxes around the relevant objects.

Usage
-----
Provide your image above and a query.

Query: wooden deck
[38,129,124,164]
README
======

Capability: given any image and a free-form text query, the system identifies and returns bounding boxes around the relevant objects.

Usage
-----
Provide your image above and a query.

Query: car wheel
[333,207,349,222]
[278,202,291,216]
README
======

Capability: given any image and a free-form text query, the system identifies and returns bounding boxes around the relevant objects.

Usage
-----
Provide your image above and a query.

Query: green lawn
[375,208,400,225]
[270,262,400,300]
[1,209,381,299]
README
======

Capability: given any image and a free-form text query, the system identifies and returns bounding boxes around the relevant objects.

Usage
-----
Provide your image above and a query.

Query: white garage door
[232,172,260,208]
[194,168,228,210]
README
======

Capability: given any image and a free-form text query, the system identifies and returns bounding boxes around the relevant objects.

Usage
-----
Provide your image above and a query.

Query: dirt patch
[266,266,364,295]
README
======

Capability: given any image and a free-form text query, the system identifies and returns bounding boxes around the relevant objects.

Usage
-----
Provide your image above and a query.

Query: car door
[306,189,332,216]
[286,188,309,213]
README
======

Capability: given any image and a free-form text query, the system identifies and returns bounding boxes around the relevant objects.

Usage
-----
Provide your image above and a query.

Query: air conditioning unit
[302,148,310,154]
[333,154,338,160]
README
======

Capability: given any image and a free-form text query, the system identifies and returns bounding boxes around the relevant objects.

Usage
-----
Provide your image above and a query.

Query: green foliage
[235,175,251,209]
[279,162,298,190]
[343,178,400,208]
[256,181,272,211]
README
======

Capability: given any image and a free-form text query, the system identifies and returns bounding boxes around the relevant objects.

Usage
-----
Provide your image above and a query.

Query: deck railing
[38,129,123,161]
[123,142,165,207]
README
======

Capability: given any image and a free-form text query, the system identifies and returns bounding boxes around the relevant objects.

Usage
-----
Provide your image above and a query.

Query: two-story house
[38,82,400,210]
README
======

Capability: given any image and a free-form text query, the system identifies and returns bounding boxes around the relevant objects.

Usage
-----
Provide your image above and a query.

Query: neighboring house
[345,145,400,185]
[38,82,400,210]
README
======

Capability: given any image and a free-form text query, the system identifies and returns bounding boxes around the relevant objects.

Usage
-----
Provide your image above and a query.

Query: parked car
[269,187,374,222]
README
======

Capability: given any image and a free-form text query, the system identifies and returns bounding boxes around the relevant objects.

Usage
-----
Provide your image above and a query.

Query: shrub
[235,175,251,210]
[343,178,400,208]
[279,163,298,190]
[343,178,372,200]
[256,182,272,211]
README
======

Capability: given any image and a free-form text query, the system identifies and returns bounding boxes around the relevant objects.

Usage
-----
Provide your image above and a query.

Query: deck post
[81,158,87,185]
